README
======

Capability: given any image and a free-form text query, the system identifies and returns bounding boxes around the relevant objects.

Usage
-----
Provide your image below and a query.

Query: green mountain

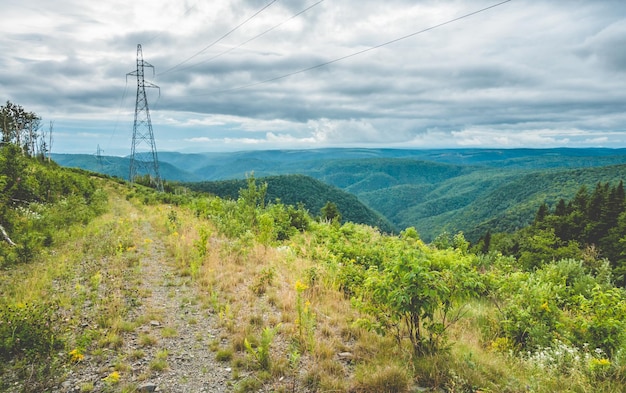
[185,174,396,233]
[51,154,201,182]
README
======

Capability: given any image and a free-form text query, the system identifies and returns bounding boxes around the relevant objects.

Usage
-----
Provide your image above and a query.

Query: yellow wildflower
[295,280,308,293]
[69,348,84,362]
[103,371,120,385]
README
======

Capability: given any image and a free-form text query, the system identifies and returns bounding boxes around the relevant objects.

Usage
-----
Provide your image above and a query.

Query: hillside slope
[51,154,200,182]
[185,174,396,233]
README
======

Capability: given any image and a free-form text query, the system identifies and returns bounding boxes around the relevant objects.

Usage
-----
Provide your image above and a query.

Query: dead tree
[0,223,16,246]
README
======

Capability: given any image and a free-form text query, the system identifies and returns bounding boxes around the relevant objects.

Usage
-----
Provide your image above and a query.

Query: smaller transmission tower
[95,144,104,172]
[127,44,164,192]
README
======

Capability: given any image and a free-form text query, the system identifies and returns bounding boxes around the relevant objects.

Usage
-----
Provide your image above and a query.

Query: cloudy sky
[2,0,625,155]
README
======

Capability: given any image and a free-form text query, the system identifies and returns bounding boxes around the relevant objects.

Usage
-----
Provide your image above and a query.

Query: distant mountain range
[52,148,626,241]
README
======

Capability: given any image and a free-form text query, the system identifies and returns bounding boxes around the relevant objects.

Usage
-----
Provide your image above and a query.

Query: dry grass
[153,207,417,393]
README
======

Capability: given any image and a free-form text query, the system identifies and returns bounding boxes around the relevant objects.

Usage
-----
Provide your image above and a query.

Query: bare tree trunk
[0,223,16,246]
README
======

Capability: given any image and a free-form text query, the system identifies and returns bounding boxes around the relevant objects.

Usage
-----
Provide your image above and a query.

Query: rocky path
[58,203,233,393]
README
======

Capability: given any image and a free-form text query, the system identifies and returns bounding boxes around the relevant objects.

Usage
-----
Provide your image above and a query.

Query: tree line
[0,100,53,159]
[487,181,626,285]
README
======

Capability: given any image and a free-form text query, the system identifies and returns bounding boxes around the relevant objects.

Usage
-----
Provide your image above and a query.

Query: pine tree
[554,198,567,216]
[534,202,549,224]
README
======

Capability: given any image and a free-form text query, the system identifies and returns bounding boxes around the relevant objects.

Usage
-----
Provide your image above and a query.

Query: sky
[2,0,625,155]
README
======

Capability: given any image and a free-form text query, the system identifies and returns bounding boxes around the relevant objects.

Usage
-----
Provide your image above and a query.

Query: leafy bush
[489,257,626,358]
[0,301,63,360]
[357,235,483,355]
[307,224,483,355]
[572,286,626,357]
[0,146,107,266]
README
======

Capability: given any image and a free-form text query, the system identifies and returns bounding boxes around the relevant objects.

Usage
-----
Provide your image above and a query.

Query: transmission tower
[127,44,164,192]
[95,144,104,172]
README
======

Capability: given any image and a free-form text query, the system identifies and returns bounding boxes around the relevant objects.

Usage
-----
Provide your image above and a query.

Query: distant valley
[53,148,626,241]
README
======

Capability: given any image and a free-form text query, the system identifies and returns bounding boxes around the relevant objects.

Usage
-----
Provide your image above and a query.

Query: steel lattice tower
[128,44,164,192]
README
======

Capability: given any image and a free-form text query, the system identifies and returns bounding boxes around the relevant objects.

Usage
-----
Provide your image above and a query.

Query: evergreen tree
[321,201,341,224]
[554,198,567,216]
[534,202,549,224]
[607,181,625,227]
[572,185,590,214]
[585,182,609,245]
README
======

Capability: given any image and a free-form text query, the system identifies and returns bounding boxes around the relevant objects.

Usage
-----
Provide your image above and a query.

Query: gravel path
[57,208,233,393]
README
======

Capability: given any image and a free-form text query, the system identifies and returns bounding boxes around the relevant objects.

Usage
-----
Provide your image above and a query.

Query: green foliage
[573,286,626,358]
[301,222,483,356]
[244,325,279,371]
[190,176,312,244]
[0,301,63,360]
[0,144,107,266]
[488,257,626,358]
[0,101,41,157]
[494,181,626,285]
[357,232,483,355]
[320,200,341,222]
[56,148,626,243]
[516,228,582,270]
[184,174,395,233]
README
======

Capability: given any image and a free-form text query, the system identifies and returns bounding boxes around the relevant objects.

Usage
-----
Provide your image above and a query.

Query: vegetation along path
[4,161,626,393]
[54,191,233,392]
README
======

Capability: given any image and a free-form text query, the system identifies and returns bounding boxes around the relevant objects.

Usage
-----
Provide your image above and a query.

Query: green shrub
[244,326,279,371]
[490,258,626,359]
[0,301,63,360]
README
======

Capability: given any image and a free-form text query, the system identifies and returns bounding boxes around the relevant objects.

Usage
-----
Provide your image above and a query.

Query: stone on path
[138,382,158,392]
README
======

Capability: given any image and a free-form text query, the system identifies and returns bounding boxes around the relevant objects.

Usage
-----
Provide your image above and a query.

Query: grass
[138,333,158,347]
[149,358,169,372]
[161,326,178,338]
[162,196,626,393]
[0,183,149,389]
[216,348,234,362]
[352,364,411,393]
[159,207,407,391]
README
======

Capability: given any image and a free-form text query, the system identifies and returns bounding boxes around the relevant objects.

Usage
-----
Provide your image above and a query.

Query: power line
[107,76,130,152]
[200,0,512,96]
[169,0,325,74]
[159,0,278,76]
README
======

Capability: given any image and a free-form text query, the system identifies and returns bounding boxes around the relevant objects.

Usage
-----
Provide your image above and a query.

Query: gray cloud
[1,0,625,154]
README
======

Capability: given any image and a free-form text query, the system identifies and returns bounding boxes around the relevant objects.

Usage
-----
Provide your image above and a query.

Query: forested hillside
[415,164,626,241]
[490,181,626,284]
[51,154,201,182]
[184,174,396,233]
